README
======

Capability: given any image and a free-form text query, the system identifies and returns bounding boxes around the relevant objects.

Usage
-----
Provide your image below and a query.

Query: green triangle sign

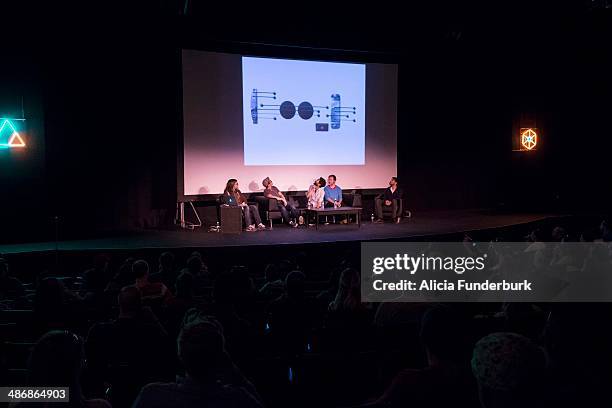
[0,119,25,148]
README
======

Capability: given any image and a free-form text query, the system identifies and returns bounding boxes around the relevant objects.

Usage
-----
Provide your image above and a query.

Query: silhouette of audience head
[34,277,65,314]
[551,226,568,242]
[601,219,612,241]
[264,263,280,283]
[330,267,360,312]
[472,332,547,408]
[295,251,308,271]
[28,330,86,401]
[175,271,195,300]
[213,271,234,305]
[526,228,546,242]
[420,305,464,363]
[178,319,229,381]
[93,253,109,271]
[277,259,294,281]
[285,270,305,300]
[132,259,150,281]
[118,285,142,318]
[111,257,136,287]
[186,255,203,275]
[159,251,175,271]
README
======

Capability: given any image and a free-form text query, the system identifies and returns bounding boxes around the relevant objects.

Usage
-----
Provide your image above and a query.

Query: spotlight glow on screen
[181,50,397,195]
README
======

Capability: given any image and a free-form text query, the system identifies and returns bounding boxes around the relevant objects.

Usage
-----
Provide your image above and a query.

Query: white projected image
[242,57,366,166]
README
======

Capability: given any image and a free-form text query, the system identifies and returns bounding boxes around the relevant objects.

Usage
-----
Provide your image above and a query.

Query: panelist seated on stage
[324,174,350,224]
[323,174,343,208]
[307,177,326,209]
[263,177,299,228]
[221,179,266,232]
[374,176,403,224]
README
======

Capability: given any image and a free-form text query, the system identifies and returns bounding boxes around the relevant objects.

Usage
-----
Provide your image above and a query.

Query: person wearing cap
[262,177,299,227]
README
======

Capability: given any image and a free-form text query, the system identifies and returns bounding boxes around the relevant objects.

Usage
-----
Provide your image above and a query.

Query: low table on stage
[305,207,362,230]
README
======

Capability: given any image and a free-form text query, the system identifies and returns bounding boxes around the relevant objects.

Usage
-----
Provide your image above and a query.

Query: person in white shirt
[307,177,326,209]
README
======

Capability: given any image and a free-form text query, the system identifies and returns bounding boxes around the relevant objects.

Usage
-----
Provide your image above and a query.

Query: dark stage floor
[0,209,562,255]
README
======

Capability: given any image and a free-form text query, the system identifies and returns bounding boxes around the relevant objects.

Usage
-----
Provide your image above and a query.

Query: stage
[0,209,563,255]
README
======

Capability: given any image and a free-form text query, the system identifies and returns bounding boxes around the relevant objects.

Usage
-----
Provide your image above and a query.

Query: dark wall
[2,3,611,242]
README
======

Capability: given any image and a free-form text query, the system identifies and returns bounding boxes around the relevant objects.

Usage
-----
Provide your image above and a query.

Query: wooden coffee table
[305,207,362,230]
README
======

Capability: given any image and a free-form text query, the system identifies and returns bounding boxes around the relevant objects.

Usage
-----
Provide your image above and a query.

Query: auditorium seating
[1,216,610,407]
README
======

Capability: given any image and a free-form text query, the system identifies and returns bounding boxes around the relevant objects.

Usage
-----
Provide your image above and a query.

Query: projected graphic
[250,90,357,130]
[242,57,365,166]
[0,118,26,149]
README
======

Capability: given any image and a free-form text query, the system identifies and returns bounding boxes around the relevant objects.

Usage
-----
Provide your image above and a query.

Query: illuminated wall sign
[0,118,26,149]
[520,128,537,150]
[513,127,538,151]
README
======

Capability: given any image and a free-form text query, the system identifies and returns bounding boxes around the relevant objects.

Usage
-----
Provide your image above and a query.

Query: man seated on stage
[324,174,347,224]
[374,176,403,224]
[323,174,343,208]
[307,177,326,209]
[263,177,299,227]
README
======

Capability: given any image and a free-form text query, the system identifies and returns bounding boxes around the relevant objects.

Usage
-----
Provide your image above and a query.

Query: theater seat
[254,196,283,225]
[377,195,412,220]
[342,192,362,207]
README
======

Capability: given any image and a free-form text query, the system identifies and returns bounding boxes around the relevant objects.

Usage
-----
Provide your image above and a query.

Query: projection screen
[181,50,398,196]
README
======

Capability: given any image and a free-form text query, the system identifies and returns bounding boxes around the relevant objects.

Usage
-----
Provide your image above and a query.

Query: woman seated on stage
[307,177,326,209]
[222,179,266,232]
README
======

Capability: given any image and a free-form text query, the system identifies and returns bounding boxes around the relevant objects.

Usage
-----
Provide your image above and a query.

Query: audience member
[209,270,253,362]
[472,332,548,408]
[149,251,177,291]
[20,330,111,408]
[82,254,111,299]
[181,255,211,296]
[132,259,173,306]
[163,271,196,338]
[104,257,136,303]
[326,268,369,330]
[267,270,312,353]
[258,263,284,300]
[601,219,612,241]
[34,277,83,333]
[86,286,174,405]
[132,318,263,407]
[367,306,476,408]
[0,257,25,301]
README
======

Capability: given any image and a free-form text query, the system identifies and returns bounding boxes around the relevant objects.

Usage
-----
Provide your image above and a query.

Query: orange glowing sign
[520,128,537,151]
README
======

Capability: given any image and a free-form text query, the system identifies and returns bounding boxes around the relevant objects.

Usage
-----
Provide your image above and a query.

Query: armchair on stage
[342,192,362,208]
[375,194,411,221]
[253,196,285,225]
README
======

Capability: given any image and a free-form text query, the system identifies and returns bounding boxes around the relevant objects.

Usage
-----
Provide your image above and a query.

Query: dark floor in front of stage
[0,209,565,254]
